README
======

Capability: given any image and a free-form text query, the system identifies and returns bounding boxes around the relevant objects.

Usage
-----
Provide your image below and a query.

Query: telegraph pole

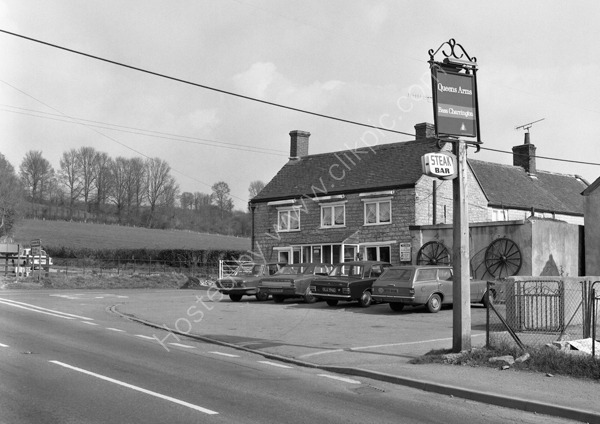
[428,39,482,352]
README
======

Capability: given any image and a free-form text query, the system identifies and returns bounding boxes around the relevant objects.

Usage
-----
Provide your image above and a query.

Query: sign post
[428,39,482,353]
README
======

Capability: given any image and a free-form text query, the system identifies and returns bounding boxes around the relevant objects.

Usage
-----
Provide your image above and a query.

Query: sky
[1,0,599,210]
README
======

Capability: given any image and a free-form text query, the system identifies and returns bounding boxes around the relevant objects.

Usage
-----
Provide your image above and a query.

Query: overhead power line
[0,28,416,138]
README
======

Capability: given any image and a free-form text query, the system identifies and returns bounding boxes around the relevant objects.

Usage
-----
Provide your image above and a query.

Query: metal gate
[508,280,565,332]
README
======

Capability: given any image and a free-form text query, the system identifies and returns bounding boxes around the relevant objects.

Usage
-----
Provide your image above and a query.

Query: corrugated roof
[468,159,587,215]
[252,138,442,202]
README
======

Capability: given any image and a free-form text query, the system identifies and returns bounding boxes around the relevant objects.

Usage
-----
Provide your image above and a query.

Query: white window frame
[277,207,301,232]
[362,197,392,226]
[320,201,346,228]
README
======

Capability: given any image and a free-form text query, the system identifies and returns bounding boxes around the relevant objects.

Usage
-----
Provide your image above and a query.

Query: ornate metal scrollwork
[428,38,477,64]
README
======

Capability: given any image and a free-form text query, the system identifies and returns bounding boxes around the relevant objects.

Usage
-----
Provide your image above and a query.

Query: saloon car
[258,262,333,303]
[309,261,391,307]
[371,265,489,313]
[215,262,284,302]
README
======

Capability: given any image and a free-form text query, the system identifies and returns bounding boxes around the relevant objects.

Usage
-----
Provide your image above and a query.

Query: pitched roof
[252,138,442,202]
[468,159,588,215]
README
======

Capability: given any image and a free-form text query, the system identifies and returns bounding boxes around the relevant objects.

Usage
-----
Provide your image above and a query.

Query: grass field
[10,219,250,251]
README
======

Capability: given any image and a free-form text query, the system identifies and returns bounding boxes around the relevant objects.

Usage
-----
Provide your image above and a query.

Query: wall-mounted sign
[421,152,457,180]
[432,68,478,138]
[399,243,412,262]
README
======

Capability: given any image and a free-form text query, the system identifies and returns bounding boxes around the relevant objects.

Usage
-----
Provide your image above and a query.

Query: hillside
[10,219,250,251]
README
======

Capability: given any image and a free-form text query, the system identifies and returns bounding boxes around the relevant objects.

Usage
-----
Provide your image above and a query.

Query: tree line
[0,148,265,238]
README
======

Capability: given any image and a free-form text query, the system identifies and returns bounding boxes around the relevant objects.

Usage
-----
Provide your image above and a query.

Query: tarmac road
[0,288,596,423]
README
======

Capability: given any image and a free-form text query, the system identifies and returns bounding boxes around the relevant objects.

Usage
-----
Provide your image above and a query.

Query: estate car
[309,261,391,307]
[215,262,284,302]
[258,262,333,303]
[371,265,488,313]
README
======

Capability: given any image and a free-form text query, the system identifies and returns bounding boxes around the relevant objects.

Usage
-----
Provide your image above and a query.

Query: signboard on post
[432,69,477,138]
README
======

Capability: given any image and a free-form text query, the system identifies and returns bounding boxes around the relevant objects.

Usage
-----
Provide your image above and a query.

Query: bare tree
[248,180,265,200]
[180,192,194,210]
[109,157,129,222]
[94,152,112,213]
[128,157,146,221]
[145,157,172,226]
[0,154,25,238]
[78,147,99,216]
[193,192,212,210]
[59,149,83,219]
[19,150,53,215]
[212,181,234,219]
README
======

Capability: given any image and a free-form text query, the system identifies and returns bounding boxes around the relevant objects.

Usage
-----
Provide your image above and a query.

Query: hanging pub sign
[421,151,457,180]
[432,67,478,138]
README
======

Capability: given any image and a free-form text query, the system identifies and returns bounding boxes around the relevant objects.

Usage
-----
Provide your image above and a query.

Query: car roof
[387,265,451,270]
[333,261,390,266]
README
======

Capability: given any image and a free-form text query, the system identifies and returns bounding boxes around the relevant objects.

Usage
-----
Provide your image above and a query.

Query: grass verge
[410,341,600,381]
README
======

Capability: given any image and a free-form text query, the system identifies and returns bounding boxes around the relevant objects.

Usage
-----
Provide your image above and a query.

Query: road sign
[31,239,41,248]
[433,69,477,137]
[421,152,457,180]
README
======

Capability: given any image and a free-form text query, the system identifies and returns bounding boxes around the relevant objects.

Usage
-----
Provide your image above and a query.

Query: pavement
[114,291,600,423]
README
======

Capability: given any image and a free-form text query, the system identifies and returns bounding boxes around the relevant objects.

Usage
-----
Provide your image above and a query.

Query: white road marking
[0,342,9,347]
[258,361,293,369]
[299,349,344,358]
[49,360,218,415]
[81,321,99,326]
[209,351,240,358]
[106,328,125,333]
[318,374,361,384]
[0,299,74,320]
[0,297,93,320]
[168,343,195,349]
[135,335,156,340]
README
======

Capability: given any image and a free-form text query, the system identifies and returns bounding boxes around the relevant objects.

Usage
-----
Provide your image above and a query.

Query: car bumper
[312,293,352,301]
[217,288,257,295]
[372,295,415,303]
[260,287,298,296]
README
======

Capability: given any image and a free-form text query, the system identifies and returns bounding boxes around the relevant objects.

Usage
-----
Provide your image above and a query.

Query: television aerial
[515,118,545,133]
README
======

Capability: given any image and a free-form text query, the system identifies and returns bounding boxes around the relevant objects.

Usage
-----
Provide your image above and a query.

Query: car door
[414,268,439,303]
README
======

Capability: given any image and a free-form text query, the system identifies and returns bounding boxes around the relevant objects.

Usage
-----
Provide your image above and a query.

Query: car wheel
[273,295,285,303]
[358,291,372,308]
[426,294,442,313]
[389,302,405,312]
[229,294,243,302]
[303,288,317,304]
[255,291,269,301]
[326,299,339,306]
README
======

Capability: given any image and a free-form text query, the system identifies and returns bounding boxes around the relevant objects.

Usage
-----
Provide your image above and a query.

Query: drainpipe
[250,203,256,252]
[433,180,438,225]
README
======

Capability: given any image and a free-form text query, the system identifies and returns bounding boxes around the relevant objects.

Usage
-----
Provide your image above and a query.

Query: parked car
[215,262,284,302]
[371,265,488,313]
[258,262,333,303]
[309,261,391,307]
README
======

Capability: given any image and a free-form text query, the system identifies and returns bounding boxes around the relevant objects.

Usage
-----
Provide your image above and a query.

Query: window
[416,268,438,281]
[364,199,391,225]
[277,208,300,232]
[364,245,391,262]
[321,204,345,228]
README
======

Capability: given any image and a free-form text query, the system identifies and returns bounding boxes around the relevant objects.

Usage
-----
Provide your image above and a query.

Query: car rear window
[277,265,304,275]
[378,268,413,281]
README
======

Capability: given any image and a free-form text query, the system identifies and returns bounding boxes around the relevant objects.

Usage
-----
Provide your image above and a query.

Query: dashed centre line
[258,361,293,369]
[81,321,99,326]
[106,328,125,333]
[168,343,195,349]
[0,342,9,348]
[318,374,361,384]
[209,351,240,358]
[135,335,156,340]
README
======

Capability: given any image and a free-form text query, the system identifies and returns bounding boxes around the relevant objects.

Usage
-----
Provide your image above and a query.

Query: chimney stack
[289,130,310,159]
[512,132,537,174]
[414,122,436,140]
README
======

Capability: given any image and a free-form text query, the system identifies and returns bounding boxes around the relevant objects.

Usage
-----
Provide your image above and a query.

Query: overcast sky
[1,1,599,210]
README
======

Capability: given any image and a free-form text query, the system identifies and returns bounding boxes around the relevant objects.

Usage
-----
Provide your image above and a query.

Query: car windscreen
[233,264,258,276]
[377,268,413,281]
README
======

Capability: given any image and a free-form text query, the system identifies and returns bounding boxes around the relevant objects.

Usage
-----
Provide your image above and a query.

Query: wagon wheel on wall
[484,237,522,279]
[417,241,451,265]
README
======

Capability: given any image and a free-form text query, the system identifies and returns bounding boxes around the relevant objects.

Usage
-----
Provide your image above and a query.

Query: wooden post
[452,140,472,352]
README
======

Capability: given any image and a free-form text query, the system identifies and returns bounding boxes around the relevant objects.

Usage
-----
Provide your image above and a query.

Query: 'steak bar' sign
[421,152,457,180]
[433,69,477,138]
